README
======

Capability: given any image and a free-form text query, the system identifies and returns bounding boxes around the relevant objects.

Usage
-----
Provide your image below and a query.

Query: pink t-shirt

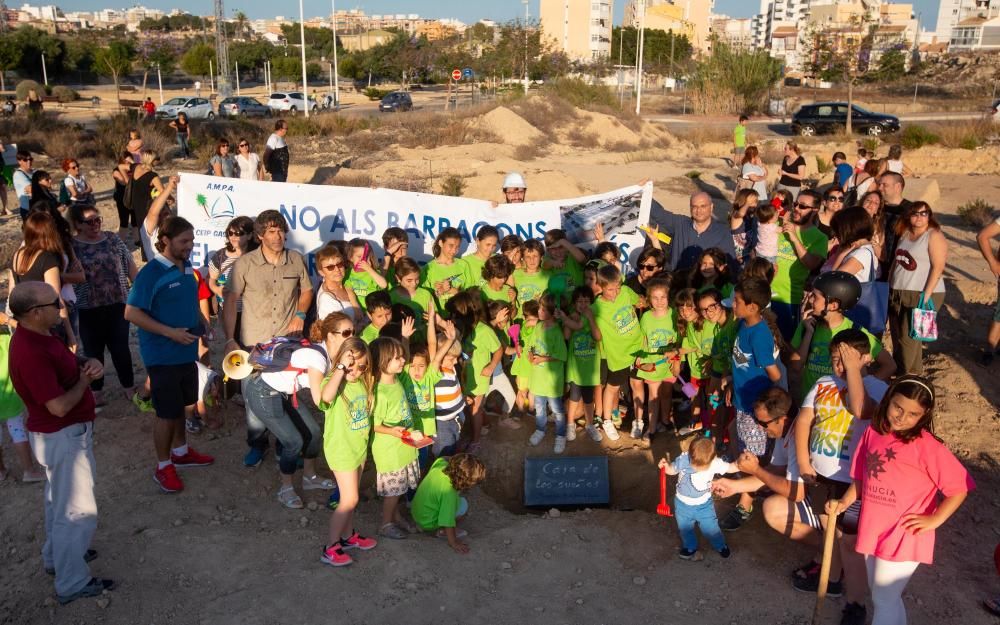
[851,428,975,564]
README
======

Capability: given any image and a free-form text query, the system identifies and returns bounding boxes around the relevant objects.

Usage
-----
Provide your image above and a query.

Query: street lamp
[523,0,529,94]
[635,0,646,115]
[299,0,310,117]
[330,0,340,108]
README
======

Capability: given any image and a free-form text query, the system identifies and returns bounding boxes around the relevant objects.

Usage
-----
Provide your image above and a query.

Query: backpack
[58,178,71,204]
[248,336,325,406]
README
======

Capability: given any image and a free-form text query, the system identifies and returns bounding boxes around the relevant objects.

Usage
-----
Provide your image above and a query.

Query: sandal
[277,485,303,509]
[435,528,468,539]
[378,522,407,540]
[983,597,1000,617]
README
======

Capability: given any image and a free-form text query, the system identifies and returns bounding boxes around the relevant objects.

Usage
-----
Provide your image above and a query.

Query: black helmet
[813,271,862,311]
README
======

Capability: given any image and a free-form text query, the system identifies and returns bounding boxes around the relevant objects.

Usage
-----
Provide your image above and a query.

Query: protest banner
[176,174,652,272]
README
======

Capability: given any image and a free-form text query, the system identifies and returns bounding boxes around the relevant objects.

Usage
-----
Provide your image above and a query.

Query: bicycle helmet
[813,271,862,312]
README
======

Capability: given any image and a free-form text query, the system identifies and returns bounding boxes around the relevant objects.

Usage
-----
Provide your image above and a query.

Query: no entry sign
[452,68,462,81]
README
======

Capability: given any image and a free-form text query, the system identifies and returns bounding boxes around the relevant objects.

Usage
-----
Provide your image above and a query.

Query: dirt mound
[479,107,546,147]
[577,111,642,149]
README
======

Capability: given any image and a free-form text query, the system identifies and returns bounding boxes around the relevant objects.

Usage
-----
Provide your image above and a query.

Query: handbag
[845,247,889,336]
[910,294,938,342]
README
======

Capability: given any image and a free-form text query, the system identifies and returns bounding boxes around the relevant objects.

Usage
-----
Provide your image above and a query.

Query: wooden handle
[811,510,840,625]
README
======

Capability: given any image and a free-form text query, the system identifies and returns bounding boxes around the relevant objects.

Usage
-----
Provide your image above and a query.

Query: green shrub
[957,198,996,228]
[51,86,78,103]
[363,87,391,101]
[542,78,617,111]
[862,137,881,153]
[440,174,466,197]
[958,135,981,150]
[685,170,702,180]
[900,124,940,149]
[816,156,833,174]
[15,80,43,101]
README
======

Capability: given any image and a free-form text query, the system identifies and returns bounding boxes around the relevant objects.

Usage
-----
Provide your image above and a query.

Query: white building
[539,0,614,61]
[18,3,59,21]
[935,0,1000,44]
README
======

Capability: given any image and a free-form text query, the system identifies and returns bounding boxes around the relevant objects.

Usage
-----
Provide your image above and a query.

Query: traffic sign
[462,67,474,79]
[452,68,462,81]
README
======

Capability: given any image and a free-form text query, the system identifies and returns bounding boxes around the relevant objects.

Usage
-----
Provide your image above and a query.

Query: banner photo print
[176,174,652,272]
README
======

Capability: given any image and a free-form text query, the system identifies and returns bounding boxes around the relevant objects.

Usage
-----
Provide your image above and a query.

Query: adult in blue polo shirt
[125,215,215,494]
[650,192,737,273]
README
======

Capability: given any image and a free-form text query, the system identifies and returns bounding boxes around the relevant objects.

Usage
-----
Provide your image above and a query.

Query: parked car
[156,97,215,120]
[379,91,413,113]
[266,92,318,114]
[791,102,900,137]
[219,96,271,118]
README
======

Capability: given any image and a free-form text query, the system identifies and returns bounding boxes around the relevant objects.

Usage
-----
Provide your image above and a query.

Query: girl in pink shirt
[828,375,974,625]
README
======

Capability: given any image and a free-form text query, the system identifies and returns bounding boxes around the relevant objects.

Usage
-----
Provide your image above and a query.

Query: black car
[379,91,413,113]
[791,102,900,137]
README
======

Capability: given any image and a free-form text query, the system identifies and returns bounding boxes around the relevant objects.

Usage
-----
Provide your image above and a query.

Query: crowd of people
[0,123,994,625]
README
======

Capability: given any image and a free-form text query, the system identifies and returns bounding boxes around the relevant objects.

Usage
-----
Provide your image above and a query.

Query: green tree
[871,46,907,82]
[95,40,135,105]
[181,43,215,78]
[233,10,250,40]
[610,27,693,76]
[689,40,782,114]
[0,37,23,92]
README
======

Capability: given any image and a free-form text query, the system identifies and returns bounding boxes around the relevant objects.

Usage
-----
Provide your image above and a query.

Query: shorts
[376,459,421,497]
[0,414,27,444]
[797,493,861,535]
[605,365,630,387]
[734,408,768,457]
[568,382,595,404]
[148,362,198,420]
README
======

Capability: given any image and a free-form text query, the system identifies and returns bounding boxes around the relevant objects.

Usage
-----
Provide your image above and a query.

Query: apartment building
[623,0,714,51]
[539,0,614,61]
[936,0,1000,45]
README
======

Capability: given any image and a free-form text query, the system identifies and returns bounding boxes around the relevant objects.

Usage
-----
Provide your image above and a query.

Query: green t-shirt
[510,322,536,379]
[420,259,466,312]
[772,226,828,304]
[527,321,567,398]
[791,316,883,396]
[683,320,718,379]
[402,366,442,437]
[360,323,380,344]
[321,379,371,472]
[461,254,489,289]
[411,457,460,531]
[371,380,419,473]
[566,318,600,387]
[464,321,501,397]
[636,310,679,381]
[0,335,24,420]
[513,268,550,307]
[545,255,583,302]
[345,268,380,309]
[591,286,643,373]
[733,123,747,148]
[390,286,435,323]
[710,317,740,377]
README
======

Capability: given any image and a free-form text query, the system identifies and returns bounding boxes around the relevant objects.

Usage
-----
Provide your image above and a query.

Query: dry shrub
[329,171,374,187]
[606,139,639,152]
[931,119,994,150]
[513,143,545,161]
[508,95,578,138]
[377,175,431,194]
[566,127,600,149]
[342,129,386,154]
[672,125,732,144]
[957,198,996,228]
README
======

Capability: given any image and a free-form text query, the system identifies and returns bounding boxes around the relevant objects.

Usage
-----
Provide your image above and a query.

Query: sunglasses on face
[754,415,781,428]
[794,202,815,210]
[333,328,353,338]
[238,143,248,147]
[27,298,63,312]
[323,262,345,271]
[639,263,660,271]
[81,216,102,226]
[826,196,844,202]
[226,230,249,237]
[911,210,930,217]
[19,157,33,162]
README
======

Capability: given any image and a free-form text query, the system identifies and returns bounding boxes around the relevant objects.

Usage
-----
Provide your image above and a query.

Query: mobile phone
[354,243,371,271]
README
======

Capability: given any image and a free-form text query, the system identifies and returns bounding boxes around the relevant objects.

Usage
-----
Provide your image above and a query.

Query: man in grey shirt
[223,210,313,466]
[650,191,736,272]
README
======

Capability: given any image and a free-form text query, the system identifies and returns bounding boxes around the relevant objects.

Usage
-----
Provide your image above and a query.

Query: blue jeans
[244,374,321,475]
[176,133,190,158]
[242,376,269,451]
[674,497,727,553]
[534,395,566,437]
[770,300,800,342]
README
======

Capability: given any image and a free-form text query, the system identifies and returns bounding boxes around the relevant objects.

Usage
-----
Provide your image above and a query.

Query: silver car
[156,97,215,120]
[219,96,271,118]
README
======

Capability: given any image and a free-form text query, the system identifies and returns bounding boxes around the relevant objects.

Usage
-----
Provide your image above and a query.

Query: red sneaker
[320,543,353,567]
[340,530,377,551]
[154,464,184,493]
[171,447,215,467]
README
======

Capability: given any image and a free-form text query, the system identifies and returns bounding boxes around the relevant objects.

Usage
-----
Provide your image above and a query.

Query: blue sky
[55,0,940,28]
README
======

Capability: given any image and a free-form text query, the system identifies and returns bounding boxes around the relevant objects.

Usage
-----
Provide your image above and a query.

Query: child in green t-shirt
[345,237,388,309]
[461,225,499,290]
[369,337,425,541]
[526,292,569,454]
[360,290,393,344]
[0,324,44,482]
[380,226,409,287]
[484,299,520,429]
[510,300,539,417]
[402,307,457,444]
[389,257,435,331]
[481,255,518,317]
[703,289,740,442]
[543,228,586,302]
[675,287,719,435]
[421,227,466,313]
[562,286,604,443]
[634,277,680,441]
[447,291,502,454]
[319,337,377,568]
[513,239,550,309]
[411,453,486,553]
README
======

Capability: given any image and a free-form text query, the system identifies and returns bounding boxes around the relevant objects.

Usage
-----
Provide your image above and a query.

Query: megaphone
[222,350,253,381]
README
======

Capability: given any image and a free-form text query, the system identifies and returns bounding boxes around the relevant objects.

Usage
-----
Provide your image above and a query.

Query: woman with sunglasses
[234,138,264,181]
[888,202,947,375]
[624,247,666,298]
[208,216,258,330]
[69,204,139,406]
[209,139,237,178]
[60,158,94,205]
[29,170,60,213]
[314,243,361,325]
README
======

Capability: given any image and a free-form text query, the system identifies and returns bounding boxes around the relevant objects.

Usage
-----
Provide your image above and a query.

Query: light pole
[156,63,163,105]
[41,52,48,86]
[330,0,340,107]
[299,0,310,117]
[235,60,241,95]
[635,0,646,115]
[522,0,529,94]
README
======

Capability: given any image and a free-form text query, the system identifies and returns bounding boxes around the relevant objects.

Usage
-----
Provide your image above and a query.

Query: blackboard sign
[523,456,610,507]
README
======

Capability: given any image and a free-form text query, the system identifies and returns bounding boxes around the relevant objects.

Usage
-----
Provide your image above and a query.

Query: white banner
[176,174,652,273]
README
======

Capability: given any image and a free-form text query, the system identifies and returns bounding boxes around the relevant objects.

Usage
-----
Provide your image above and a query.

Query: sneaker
[718,547,731,559]
[243,446,267,468]
[46,549,97,575]
[554,435,566,454]
[611,410,623,427]
[153,464,183,493]
[341,530,377,551]
[566,423,576,441]
[678,549,704,561]
[185,416,203,434]
[792,571,843,597]
[840,602,867,625]
[586,424,603,442]
[320,543,353,567]
[302,474,336,490]
[720,504,752,531]
[528,430,545,446]
[132,392,154,412]
[601,419,620,441]
[979,350,996,368]
[171,446,214,467]
[630,419,644,439]
[57,577,115,605]
[435,528,469,539]
[277,485,303,509]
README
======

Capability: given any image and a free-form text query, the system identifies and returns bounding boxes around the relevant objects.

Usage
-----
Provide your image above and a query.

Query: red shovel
[657,465,673,517]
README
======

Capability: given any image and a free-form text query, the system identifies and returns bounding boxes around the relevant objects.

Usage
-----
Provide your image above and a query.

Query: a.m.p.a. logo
[196,182,236,220]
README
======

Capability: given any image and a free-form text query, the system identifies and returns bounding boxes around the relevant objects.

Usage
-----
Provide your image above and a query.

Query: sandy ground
[1,104,999,625]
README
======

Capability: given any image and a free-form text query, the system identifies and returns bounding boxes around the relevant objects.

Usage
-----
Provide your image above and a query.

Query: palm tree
[233,11,250,41]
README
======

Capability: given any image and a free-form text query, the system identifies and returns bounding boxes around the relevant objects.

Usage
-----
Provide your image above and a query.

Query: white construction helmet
[502,171,527,190]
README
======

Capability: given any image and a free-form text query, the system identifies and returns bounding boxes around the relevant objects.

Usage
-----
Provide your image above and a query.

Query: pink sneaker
[340,530,377,551]
[320,543,353,567]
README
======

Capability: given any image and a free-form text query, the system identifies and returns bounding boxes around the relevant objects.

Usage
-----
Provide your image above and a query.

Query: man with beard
[502,171,527,204]
[126,216,215,493]
[771,189,828,339]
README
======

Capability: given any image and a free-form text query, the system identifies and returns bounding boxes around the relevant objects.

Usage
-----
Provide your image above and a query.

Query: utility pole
[157,63,163,105]
[635,0,646,115]
[330,0,340,107]
[214,0,232,96]
[522,0,529,94]
[299,0,309,117]
[41,52,48,86]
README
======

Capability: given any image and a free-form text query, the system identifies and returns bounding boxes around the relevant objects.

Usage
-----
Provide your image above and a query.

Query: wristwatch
[336,363,347,371]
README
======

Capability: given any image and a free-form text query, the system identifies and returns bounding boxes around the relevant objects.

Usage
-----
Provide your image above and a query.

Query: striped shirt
[434,367,464,421]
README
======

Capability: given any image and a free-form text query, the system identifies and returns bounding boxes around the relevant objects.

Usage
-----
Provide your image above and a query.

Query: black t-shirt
[130,170,158,227]
[12,250,61,284]
[779,156,806,188]
[624,274,646,297]
[883,199,912,217]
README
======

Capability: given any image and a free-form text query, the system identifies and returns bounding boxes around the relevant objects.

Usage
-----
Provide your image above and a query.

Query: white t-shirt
[235,153,260,181]
[886,159,904,174]
[801,374,887,483]
[260,344,328,394]
[266,133,286,150]
[769,428,802,484]
[316,285,357,323]
[673,454,734,506]
[196,361,219,403]
[65,173,87,201]
[13,168,33,211]
[139,224,158,262]
[843,244,878,282]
